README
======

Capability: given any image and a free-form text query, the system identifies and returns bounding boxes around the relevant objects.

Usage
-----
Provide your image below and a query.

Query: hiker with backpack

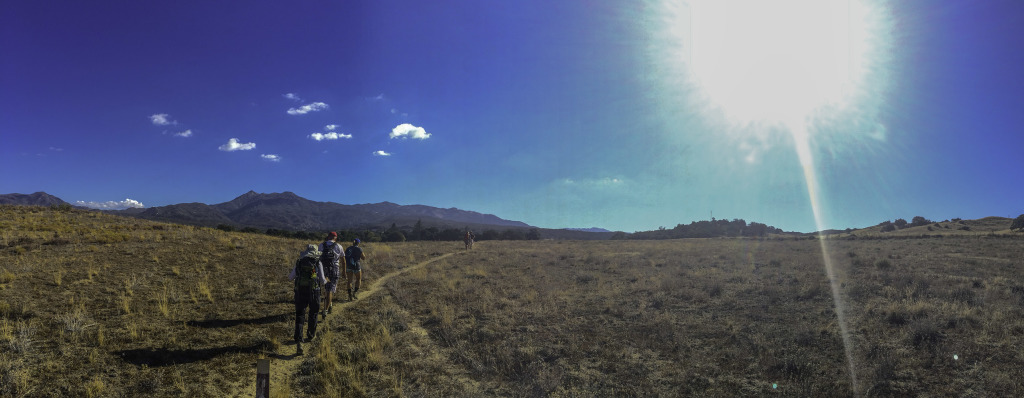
[344,238,366,300]
[319,232,343,316]
[288,244,328,355]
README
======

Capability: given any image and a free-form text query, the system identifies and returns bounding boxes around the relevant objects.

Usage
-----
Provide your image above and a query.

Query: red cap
[327,231,338,239]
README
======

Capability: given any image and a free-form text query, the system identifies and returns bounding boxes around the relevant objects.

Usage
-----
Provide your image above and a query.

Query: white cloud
[284,93,302,102]
[373,150,391,157]
[174,129,193,138]
[218,138,256,151]
[75,198,145,210]
[261,154,281,162]
[559,177,624,187]
[287,102,328,115]
[389,123,430,140]
[324,124,339,131]
[150,113,176,125]
[372,93,385,101]
[309,132,352,141]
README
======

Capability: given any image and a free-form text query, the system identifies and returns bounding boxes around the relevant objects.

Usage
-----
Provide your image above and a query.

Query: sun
[685,0,878,128]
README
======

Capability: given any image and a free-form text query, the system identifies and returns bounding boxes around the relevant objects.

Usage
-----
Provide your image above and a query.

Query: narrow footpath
[228,251,459,397]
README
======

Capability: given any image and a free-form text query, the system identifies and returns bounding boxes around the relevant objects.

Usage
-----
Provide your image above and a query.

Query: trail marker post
[256,359,270,398]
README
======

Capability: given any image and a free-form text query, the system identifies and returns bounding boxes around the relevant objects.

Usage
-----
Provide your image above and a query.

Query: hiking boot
[347,289,353,301]
[352,290,358,300]
[296,341,304,355]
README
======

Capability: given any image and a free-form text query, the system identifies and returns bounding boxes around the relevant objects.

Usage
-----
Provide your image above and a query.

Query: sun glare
[686,0,875,128]
[646,1,894,394]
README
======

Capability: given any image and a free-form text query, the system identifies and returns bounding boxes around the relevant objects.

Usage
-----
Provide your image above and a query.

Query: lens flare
[645,0,895,393]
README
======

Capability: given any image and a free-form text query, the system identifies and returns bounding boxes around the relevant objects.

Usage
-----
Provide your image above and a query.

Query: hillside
[4,205,1023,396]
[835,217,1017,238]
[0,204,444,397]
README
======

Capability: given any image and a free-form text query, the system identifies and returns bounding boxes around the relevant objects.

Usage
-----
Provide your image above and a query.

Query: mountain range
[0,192,69,207]
[124,191,534,232]
[0,191,535,232]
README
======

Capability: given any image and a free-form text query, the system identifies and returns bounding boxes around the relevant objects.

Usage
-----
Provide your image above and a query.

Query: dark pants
[294,289,320,341]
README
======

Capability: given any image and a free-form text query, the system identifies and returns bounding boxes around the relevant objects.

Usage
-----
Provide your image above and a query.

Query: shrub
[879,221,895,232]
[1011,214,1024,231]
[910,320,942,349]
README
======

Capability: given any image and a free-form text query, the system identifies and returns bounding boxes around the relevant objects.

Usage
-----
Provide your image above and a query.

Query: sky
[2,0,1022,233]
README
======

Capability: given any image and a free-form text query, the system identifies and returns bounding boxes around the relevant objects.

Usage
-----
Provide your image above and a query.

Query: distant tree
[525,228,542,240]
[362,230,381,243]
[879,221,896,232]
[411,219,425,241]
[480,229,501,241]
[216,224,235,232]
[609,231,628,240]
[382,223,405,242]
[911,216,931,227]
[1011,214,1024,231]
[894,218,908,229]
[501,229,525,240]
[383,229,406,242]
[240,227,261,234]
[51,203,73,212]
[423,227,439,241]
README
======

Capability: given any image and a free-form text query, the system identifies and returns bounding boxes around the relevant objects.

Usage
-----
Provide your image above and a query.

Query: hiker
[288,244,327,355]
[464,231,475,250]
[344,238,366,300]
[319,231,343,316]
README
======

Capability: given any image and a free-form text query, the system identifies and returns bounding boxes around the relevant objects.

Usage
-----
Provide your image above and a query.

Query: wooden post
[256,359,270,398]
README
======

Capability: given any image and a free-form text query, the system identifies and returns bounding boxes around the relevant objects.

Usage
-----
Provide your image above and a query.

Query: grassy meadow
[2,204,1023,396]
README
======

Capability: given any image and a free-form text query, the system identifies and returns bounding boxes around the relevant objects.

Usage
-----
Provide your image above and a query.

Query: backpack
[294,256,320,292]
[345,246,363,268]
[320,241,337,266]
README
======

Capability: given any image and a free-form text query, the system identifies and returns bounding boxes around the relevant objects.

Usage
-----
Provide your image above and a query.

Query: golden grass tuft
[157,285,171,318]
[84,376,106,398]
[0,267,14,284]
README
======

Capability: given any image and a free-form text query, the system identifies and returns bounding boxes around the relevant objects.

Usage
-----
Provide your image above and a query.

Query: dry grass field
[2,204,1023,397]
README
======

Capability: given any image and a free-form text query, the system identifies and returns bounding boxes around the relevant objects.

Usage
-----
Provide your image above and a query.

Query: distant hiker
[288,244,327,355]
[464,231,475,250]
[344,239,366,300]
[319,231,343,316]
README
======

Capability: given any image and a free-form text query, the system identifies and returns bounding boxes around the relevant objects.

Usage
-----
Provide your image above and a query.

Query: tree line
[216,219,543,242]
[622,218,785,240]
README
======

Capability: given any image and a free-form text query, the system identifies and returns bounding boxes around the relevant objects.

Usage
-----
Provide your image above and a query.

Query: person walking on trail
[319,232,343,316]
[464,231,475,250]
[288,244,327,355]
[344,238,366,301]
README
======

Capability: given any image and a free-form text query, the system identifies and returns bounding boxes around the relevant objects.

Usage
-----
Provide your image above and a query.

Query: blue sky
[2,0,1022,233]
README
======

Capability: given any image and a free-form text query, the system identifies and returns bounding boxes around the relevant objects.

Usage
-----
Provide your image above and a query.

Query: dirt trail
[228,251,458,397]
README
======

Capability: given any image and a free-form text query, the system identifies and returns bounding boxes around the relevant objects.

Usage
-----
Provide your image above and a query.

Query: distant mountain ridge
[121,191,530,231]
[0,192,69,207]
[1,191,628,238]
[563,227,611,233]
